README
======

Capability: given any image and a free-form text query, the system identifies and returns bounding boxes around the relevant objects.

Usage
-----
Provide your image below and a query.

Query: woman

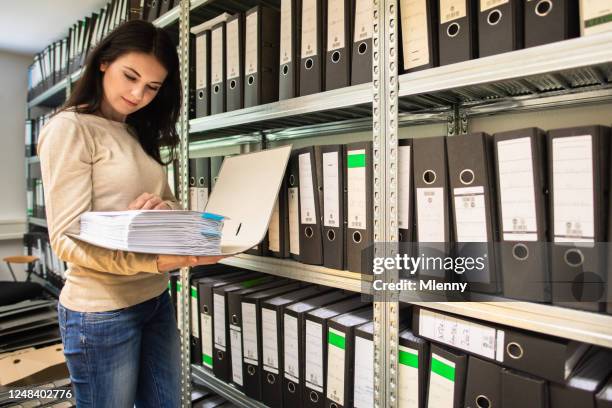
[38,20,223,407]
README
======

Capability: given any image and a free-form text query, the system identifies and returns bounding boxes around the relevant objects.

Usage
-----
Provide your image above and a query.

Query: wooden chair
[3,255,39,282]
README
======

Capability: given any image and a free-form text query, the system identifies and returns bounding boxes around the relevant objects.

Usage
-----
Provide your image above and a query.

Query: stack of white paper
[70,210,224,256]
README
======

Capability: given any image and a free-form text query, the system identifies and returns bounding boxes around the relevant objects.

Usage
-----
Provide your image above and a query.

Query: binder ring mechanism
[447,22,461,38]
[247,366,256,376]
[476,395,492,408]
[309,391,319,403]
[287,382,296,393]
[506,342,524,360]
[535,0,553,17]
[487,9,502,26]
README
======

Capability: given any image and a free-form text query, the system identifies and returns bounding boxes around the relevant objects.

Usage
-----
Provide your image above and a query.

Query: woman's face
[99,51,168,121]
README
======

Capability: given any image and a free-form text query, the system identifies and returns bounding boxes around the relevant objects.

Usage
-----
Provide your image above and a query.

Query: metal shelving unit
[28,217,48,228]
[191,365,269,408]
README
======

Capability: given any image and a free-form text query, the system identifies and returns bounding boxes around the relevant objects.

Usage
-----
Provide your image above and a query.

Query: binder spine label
[280,0,293,65]
[197,187,208,212]
[195,33,207,89]
[262,308,279,374]
[245,12,258,76]
[354,0,374,41]
[189,187,198,211]
[581,0,612,35]
[398,145,411,229]
[230,325,244,385]
[428,354,456,406]
[347,149,367,230]
[327,0,346,51]
[211,27,224,85]
[177,283,183,333]
[288,187,301,254]
[440,0,467,24]
[213,293,226,351]
[400,0,431,69]
[305,320,324,392]
[301,0,319,58]
[323,152,340,228]
[191,287,199,337]
[326,328,346,405]
[226,19,240,80]
[453,186,488,242]
[480,0,508,12]
[299,153,317,224]
[497,137,538,242]
[268,198,281,252]
[201,313,214,368]
[242,302,259,364]
[398,346,419,407]
[417,187,446,242]
[552,135,595,244]
[284,314,300,383]
[353,336,374,408]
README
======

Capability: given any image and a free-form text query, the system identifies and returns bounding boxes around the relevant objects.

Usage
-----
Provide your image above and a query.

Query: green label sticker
[431,357,455,382]
[585,13,612,28]
[191,287,198,299]
[242,276,268,288]
[399,350,419,368]
[328,330,346,349]
[202,354,213,366]
[347,153,366,168]
[168,281,171,291]
[176,282,182,292]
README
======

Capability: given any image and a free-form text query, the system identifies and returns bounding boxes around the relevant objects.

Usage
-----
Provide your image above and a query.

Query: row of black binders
[25,110,56,157]
[23,232,67,287]
[138,0,177,23]
[27,161,45,220]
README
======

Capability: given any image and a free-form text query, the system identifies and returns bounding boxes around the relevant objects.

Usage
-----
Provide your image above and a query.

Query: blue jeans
[58,290,181,408]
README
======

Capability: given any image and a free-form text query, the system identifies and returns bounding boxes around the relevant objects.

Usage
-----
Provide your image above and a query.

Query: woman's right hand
[156,254,226,272]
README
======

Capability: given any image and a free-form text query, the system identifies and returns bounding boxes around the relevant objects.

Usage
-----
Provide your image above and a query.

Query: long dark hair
[63,20,180,165]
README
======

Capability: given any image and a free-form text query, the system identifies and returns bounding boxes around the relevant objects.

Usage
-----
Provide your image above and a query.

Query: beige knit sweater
[38,111,181,312]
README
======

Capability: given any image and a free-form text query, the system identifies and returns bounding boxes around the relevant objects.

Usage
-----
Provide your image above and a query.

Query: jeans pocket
[83,308,125,323]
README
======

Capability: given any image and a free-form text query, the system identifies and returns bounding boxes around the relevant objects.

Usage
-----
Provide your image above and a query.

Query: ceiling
[0,0,110,56]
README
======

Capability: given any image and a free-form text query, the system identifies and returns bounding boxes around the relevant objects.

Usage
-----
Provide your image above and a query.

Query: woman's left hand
[128,192,171,210]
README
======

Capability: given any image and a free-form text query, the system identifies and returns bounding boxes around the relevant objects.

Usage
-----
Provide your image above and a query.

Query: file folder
[226,14,244,112]
[268,170,290,259]
[501,368,549,408]
[145,0,160,22]
[321,145,346,270]
[597,375,612,408]
[398,139,414,244]
[158,0,174,17]
[580,0,612,36]
[244,6,280,108]
[478,0,523,57]
[211,23,227,115]
[427,344,467,408]
[304,297,367,408]
[464,356,501,408]
[279,0,301,100]
[300,0,325,96]
[193,29,211,118]
[241,282,308,401]
[325,0,352,90]
[283,291,354,408]
[261,286,334,408]
[210,156,224,192]
[525,0,579,47]
[325,307,372,408]
[548,125,610,312]
[351,0,373,84]
[447,132,500,294]
[438,0,478,66]
[289,151,302,261]
[397,329,429,408]
[345,142,373,274]
[399,0,439,73]
[493,128,550,302]
[189,158,210,212]
[298,146,324,265]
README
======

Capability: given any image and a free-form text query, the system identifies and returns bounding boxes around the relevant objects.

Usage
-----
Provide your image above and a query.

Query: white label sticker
[552,136,595,243]
[284,314,300,383]
[301,0,318,58]
[398,145,411,230]
[427,354,455,408]
[211,26,223,85]
[268,198,281,252]
[197,187,208,212]
[299,153,317,225]
[480,0,509,11]
[305,320,324,392]
[417,187,445,242]
[327,0,346,51]
[453,186,488,242]
[280,0,293,65]
[581,0,612,35]
[177,284,183,333]
[288,187,300,255]
[323,151,340,228]
[245,12,258,76]
[347,149,367,230]
[354,0,374,41]
[189,188,198,211]
[226,19,240,80]
[440,0,467,24]
[201,313,213,368]
[353,336,374,408]
[213,293,226,350]
[262,308,279,374]
[401,0,431,69]
[195,32,207,89]
[230,325,244,385]
[242,302,259,365]
[326,328,346,405]
[398,346,420,408]
[497,137,538,242]
[191,286,199,338]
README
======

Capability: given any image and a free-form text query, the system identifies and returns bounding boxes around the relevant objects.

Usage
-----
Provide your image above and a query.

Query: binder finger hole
[231,315,238,325]
[447,22,460,38]
[267,373,276,384]
[282,64,289,75]
[287,382,296,393]
[487,9,502,25]
[512,243,529,261]
[213,84,220,94]
[310,391,319,403]
[217,350,224,360]
[203,306,209,314]
[198,177,205,186]
[564,249,584,267]
[289,174,295,186]
[190,176,196,186]
[331,51,341,63]
[353,231,362,243]
[248,75,255,85]
[198,90,204,99]
[535,0,553,17]
[358,42,368,55]
[229,80,237,89]
[506,342,524,359]
[476,395,492,408]
[327,230,336,242]
[305,227,314,238]
[305,58,314,70]
[423,170,437,185]
[330,403,338,408]
[247,366,256,375]
[460,169,475,185]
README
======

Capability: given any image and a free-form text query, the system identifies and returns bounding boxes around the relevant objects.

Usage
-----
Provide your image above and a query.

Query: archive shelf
[28,217,48,228]
[191,365,268,408]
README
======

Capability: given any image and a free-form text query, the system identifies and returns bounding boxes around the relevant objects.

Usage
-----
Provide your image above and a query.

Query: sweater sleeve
[161,177,183,210]
[38,115,160,275]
